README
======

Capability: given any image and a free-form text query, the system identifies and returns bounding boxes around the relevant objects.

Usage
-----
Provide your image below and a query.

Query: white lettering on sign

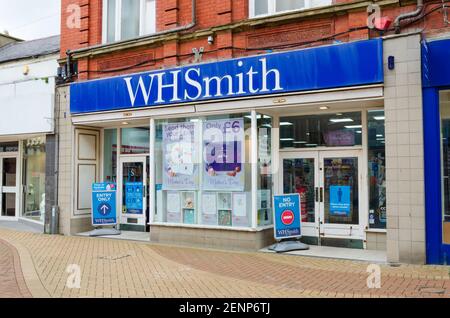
[278,197,296,208]
[123,58,283,107]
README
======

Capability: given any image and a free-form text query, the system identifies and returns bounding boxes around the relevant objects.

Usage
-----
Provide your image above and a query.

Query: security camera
[207,35,214,45]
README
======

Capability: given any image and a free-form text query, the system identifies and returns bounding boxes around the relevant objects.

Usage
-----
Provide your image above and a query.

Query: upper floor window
[103,0,156,43]
[250,0,332,17]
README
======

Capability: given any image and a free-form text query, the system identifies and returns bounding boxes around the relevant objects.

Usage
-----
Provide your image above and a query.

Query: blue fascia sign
[70,39,383,114]
[92,183,117,226]
[273,194,302,240]
[329,185,351,216]
[422,38,450,88]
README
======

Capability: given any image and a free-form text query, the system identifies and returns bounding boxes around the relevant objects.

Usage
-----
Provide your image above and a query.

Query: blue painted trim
[423,87,445,264]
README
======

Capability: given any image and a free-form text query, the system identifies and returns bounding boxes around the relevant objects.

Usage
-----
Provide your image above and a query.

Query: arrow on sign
[100,204,109,215]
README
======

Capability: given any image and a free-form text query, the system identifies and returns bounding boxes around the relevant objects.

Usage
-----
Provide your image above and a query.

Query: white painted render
[0,55,58,136]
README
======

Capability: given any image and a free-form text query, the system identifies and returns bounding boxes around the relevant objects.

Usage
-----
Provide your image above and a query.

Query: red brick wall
[60,0,450,81]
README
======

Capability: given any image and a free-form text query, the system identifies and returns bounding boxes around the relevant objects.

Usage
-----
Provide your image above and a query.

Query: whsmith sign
[70,39,383,114]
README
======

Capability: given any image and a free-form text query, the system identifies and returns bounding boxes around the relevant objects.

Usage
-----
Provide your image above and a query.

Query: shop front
[0,37,58,231]
[422,37,450,264]
[67,38,385,250]
[0,136,49,228]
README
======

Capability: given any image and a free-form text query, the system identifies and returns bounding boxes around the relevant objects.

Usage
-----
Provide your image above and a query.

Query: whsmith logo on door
[70,39,383,114]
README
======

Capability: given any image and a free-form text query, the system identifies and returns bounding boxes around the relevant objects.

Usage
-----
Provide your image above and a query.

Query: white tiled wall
[383,33,426,264]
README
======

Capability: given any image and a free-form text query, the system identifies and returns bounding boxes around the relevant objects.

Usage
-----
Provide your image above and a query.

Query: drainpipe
[68,0,197,57]
[65,49,73,80]
[394,0,424,33]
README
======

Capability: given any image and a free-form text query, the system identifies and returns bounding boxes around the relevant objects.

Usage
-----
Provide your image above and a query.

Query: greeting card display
[203,119,245,191]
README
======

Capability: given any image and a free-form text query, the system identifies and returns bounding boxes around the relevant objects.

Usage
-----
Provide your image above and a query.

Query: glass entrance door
[0,156,18,218]
[280,152,320,239]
[119,156,149,231]
[280,150,363,245]
[319,151,363,241]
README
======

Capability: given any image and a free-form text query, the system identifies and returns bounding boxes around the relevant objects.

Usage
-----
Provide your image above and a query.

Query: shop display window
[258,115,273,226]
[154,113,260,228]
[367,110,386,229]
[279,112,362,149]
[22,137,46,222]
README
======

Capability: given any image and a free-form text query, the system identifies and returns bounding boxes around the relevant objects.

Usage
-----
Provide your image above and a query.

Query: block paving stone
[0,228,449,298]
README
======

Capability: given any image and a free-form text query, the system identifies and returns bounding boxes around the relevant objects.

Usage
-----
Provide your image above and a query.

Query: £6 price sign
[273,194,302,240]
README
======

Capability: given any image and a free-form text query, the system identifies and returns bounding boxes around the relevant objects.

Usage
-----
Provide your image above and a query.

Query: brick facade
[60,0,450,82]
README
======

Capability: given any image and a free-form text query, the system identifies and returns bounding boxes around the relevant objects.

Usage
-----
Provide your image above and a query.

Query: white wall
[0,55,58,136]
[384,34,425,264]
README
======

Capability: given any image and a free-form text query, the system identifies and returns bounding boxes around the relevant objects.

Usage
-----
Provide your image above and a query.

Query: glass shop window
[121,127,150,155]
[367,110,386,229]
[258,114,273,226]
[440,90,450,244]
[154,114,255,228]
[23,137,46,222]
[279,112,362,149]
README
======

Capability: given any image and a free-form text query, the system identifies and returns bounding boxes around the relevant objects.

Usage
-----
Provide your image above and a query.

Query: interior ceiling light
[330,118,353,123]
[345,125,363,129]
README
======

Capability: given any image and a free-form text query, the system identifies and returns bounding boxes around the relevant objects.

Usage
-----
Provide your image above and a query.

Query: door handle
[320,187,324,203]
[315,187,319,202]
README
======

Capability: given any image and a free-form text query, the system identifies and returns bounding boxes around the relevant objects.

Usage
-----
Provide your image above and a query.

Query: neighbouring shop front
[68,38,386,250]
[0,36,59,232]
[422,37,450,264]
[0,136,49,228]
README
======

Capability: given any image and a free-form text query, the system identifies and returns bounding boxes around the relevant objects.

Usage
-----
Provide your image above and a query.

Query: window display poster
[232,193,248,227]
[324,130,355,146]
[329,185,351,216]
[218,210,232,226]
[202,193,217,215]
[203,118,245,191]
[233,193,247,217]
[163,122,198,190]
[166,191,181,223]
[183,209,196,224]
[201,193,217,225]
[124,182,143,214]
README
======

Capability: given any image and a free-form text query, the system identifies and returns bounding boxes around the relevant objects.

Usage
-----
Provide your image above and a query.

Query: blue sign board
[125,182,144,214]
[329,185,351,216]
[70,39,383,114]
[273,194,302,240]
[92,183,117,226]
[422,39,450,88]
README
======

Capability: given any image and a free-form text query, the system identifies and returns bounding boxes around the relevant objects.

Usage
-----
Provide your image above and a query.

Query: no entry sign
[273,194,302,240]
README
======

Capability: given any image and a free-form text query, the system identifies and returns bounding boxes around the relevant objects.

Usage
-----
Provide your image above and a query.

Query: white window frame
[250,0,329,18]
[102,0,156,44]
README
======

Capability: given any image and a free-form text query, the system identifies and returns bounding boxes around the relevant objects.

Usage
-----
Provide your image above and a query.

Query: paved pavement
[0,239,31,297]
[0,228,449,298]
